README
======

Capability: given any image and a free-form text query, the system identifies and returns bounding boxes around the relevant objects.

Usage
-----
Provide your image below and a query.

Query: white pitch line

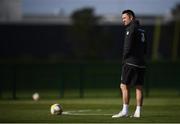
[77,109,92,112]
[63,112,112,116]
[62,109,112,116]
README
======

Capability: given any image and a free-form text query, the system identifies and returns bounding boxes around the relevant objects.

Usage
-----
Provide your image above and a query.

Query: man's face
[122,13,133,26]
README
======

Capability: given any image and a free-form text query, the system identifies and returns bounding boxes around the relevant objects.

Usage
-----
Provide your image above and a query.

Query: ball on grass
[32,92,40,101]
[50,103,63,115]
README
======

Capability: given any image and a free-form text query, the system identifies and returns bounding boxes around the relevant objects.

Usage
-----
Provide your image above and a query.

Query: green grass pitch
[0,97,180,123]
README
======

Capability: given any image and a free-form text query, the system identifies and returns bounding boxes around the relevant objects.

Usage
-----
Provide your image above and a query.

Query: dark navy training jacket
[122,20,147,68]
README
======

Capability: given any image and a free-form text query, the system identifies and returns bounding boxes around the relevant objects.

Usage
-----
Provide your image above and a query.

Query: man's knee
[120,83,129,90]
[136,85,143,90]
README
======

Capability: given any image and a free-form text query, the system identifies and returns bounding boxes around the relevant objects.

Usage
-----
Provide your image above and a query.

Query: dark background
[0,5,180,99]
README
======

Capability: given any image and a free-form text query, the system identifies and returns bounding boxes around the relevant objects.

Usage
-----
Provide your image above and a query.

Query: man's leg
[133,85,143,118]
[121,83,130,105]
[112,83,130,118]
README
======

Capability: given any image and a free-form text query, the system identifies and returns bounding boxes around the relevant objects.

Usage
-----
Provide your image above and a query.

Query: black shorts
[121,64,145,86]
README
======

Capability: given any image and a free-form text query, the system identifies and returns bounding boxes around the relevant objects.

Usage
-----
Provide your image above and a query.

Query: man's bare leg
[112,83,130,118]
[120,83,130,114]
[133,85,143,118]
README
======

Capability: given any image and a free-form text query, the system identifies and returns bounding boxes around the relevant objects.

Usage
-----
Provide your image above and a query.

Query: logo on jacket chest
[126,31,129,35]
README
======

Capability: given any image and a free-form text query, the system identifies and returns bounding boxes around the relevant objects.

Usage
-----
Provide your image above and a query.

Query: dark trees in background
[70,8,114,60]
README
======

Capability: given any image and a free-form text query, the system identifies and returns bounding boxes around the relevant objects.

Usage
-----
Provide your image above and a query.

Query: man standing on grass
[112,10,147,118]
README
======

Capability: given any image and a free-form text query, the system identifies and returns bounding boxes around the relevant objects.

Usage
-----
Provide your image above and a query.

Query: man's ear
[130,15,133,21]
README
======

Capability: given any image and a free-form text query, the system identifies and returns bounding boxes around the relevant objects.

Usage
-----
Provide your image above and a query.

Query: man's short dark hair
[122,10,135,18]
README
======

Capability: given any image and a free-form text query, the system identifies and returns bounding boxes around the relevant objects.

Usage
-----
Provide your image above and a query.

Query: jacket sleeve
[144,32,147,54]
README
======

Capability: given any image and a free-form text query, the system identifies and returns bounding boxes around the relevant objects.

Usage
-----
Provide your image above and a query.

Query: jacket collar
[126,20,140,28]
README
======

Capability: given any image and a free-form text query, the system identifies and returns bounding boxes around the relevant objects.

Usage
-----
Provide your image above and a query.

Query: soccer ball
[50,104,63,115]
[32,92,40,101]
